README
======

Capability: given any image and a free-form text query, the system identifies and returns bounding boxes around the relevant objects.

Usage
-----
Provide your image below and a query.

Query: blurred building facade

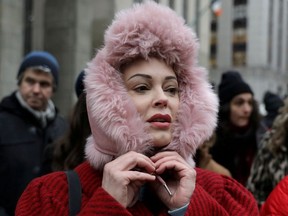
[0,0,115,116]
[0,0,287,116]
[209,0,288,100]
[0,0,211,116]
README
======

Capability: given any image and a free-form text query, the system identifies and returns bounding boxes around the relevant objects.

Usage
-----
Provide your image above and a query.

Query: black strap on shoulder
[65,170,82,216]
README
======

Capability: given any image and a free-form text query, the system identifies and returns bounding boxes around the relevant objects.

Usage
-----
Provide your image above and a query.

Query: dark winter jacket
[256,92,284,147]
[0,92,67,216]
[210,125,257,186]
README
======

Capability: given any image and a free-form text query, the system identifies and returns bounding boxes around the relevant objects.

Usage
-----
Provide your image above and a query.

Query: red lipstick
[147,114,171,129]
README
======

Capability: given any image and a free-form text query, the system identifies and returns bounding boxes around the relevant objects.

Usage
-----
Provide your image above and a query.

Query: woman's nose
[243,102,252,113]
[153,89,168,108]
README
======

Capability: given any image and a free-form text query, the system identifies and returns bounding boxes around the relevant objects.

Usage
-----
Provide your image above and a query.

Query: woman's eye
[165,87,179,95]
[235,101,243,106]
[134,85,149,93]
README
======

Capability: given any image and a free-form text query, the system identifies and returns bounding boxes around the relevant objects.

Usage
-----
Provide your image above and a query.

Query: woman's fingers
[150,151,190,174]
[149,151,196,210]
[102,151,196,209]
[107,151,156,174]
[102,151,156,208]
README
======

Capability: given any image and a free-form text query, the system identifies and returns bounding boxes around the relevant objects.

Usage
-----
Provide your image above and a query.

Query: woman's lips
[150,122,171,129]
[147,114,171,129]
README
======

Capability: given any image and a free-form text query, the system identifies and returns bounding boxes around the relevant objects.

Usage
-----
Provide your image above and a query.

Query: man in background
[0,51,68,215]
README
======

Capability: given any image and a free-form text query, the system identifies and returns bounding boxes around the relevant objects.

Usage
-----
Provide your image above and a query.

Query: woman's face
[123,58,180,148]
[230,93,253,127]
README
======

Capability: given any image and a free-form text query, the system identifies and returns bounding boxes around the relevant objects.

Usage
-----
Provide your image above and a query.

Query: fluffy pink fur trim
[85,1,218,170]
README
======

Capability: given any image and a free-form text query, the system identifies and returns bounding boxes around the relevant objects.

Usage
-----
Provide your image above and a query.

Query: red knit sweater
[260,176,288,215]
[16,161,259,216]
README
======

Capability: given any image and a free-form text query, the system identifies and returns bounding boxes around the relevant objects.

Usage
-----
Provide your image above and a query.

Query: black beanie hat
[263,91,284,112]
[218,70,253,105]
[75,70,85,98]
[17,51,59,86]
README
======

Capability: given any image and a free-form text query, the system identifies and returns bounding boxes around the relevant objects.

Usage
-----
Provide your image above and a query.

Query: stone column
[43,0,114,116]
[0,1,24,99]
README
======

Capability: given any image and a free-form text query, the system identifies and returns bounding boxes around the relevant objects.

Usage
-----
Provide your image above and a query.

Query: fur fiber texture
[84,1,218,170]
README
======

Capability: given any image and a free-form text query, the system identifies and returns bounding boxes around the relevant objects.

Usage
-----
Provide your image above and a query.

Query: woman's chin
[152,136,171,148]
[140,132,171,157]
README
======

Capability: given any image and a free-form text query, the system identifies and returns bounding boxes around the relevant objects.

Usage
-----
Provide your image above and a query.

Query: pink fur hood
[84,1,218,170]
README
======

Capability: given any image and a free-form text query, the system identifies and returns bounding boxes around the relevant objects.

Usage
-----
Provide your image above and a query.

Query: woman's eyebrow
[165,76,177,81]
[128,74,151,80]
[128,74,177,81]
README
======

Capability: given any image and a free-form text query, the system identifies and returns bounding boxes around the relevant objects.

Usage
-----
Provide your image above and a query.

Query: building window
[183,0,188,22]
[232,0,248,66]
[233,4,247,20]
[234,0,247,6]
[211,20,217,31]
[210,15,218,68]
[169,0,175,9]
[233,28,247,43]
[24,0,33,54]
[233,52,246,66]
[233,18,247,28]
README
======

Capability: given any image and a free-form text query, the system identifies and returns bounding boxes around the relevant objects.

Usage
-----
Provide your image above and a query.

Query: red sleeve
[15,173,70,216]
[186,168,259,216]
[16,172,133,216]
[260,176,288,216]
[79,187,133,216]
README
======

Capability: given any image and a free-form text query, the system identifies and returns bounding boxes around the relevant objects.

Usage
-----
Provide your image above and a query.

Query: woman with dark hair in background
[210,70,260,186]
[52,71,91,170]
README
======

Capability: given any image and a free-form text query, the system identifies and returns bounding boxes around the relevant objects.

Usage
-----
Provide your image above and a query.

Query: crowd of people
[0,1,287,216]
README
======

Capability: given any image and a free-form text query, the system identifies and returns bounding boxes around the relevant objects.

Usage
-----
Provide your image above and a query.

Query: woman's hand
[102,151,156,208]
[150,151,196,210]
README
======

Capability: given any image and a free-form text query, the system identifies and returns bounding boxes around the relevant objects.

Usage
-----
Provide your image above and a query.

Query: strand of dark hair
[52,93,91,170]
